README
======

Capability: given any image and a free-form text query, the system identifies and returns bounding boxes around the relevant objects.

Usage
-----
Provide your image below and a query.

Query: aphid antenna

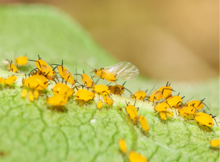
[145,89,148,93]
[95,78,100,85]
[52,64,59,70]
[28,59,37,62]
[203,102,210,110]
[38,55,41,60]
[75,73,82,76]
[75,68,78,81]
[82,62,95,70]
[149,83,156,95]
[210,114,219,127]
[124,87,133,95]
[107,82,112,86]
[184,96,194,105]
[166,81,169,87]
[122,81,126,86]
[6,59,12,64]
[134,100,137,106]
[177,92,180,96]
[181,96,185,99]
[28,67,38,75]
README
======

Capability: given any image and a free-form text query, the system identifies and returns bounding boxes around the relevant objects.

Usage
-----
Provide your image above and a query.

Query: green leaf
[0,5,219,162]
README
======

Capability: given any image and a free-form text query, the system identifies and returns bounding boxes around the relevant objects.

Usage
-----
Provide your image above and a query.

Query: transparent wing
[104,61,139,80]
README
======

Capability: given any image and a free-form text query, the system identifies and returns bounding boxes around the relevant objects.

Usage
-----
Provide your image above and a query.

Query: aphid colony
[1,55,219,159]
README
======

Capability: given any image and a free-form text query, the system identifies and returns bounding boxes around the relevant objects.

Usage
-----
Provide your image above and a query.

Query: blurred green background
[1,0,218,82]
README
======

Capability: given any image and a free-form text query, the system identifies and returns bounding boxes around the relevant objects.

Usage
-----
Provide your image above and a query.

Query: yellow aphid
[81,73,95,88]
[194,112,214,127]
[92,84,110,96]
[158,82,173,99]
[131,90,146,101]
[118,139,127,154]
[46,94,68,106]
[7,60,18,73]
[29,55,56,80]
[154,102,170,112]
[4,75,17,85]
[57,61,76,85]
[185,99,205,110]
[159,111,174,120]
[94,61,139,82]
[28,91,34,102]
[178,106,196,117]
[125,104,139,122]
[148,90,163,102]
[139,115,150,132]
[210,139,220,147]
[101,70,117,82]
[21,89,27,98]
[33,89,39,99]
[109,84,125,95]
[22,75,48,90]
[166,95,183,108]
[52,83,74,97]
[159,112,167,120]
[103,96,113,106]
[129,151,148,162]
[97,100,103,109]
[14,56,28,66]
[75,89,95,101]
[0,77,4,83]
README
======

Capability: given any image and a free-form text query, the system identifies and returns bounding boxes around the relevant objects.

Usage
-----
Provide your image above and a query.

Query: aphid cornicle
[129,151,148,162]
[4,75,17,85]
[139,115,150,132]
[210,139,220,147]
[14,56,28,66]
[75,89,95,102]
[125,102,139,122]
[93,61,139,82]
[118,139,127,154]
[46,94,68,106]
[7,60,18,73]
[22,75,48,90]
